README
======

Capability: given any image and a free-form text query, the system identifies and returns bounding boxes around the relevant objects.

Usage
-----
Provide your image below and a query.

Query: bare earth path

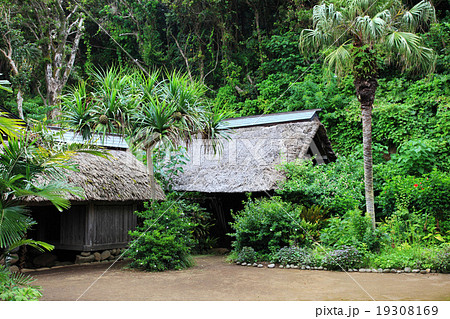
[32,255,450,301]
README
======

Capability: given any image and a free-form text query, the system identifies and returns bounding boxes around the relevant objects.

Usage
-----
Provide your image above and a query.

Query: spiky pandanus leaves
[130,69,230,193]
[132,97,181,151]
[300,0,436,228]
[90,67,138,137]
[200,110,232,155]
[60,81,95,140]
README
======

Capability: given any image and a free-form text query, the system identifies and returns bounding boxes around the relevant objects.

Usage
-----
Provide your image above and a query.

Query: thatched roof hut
[26,130,164,252]
[28,149,164,203]
[171,109,335,193]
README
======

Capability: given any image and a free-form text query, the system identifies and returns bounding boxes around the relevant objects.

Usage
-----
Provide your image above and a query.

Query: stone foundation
[74,248,126,264]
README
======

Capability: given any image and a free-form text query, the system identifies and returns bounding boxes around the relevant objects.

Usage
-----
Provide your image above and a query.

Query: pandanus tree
[61,67,138,139]
[131,70,229,196]
[61,68,229,196]
[300,0,436,228]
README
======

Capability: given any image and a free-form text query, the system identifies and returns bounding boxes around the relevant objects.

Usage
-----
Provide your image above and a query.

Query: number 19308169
[377,305,438,316]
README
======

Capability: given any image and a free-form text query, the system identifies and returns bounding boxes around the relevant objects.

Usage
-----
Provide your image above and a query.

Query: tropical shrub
[181,198,215,254]
[320,209,379,251]
[229,197,315,257]
[127,200,196,271]
[368,243,444,270]
[153,146,189,191]
[0,266,42,301]
[378,170,450,224]
[235,247,257,264]
[274,246,310,265]
[322,246,364,270]
[390,139,438,176]
[277,157,364,215]
[429,245,450,273]
[377,210,449,248]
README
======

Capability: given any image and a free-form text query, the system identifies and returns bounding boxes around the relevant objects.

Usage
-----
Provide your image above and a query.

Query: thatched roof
[28,150,165,203]
[171,110,335,193]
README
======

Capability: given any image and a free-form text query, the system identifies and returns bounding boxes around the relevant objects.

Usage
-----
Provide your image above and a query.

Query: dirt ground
[32,255,450,301]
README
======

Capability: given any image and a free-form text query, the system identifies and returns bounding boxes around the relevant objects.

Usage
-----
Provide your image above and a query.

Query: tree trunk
[355,77,378,229]
[18,242,27,271]
[46,74,62,120]
[16,89,24,120]
[361,104,375,228]
[246,0,264,65]
[146,147,156,200]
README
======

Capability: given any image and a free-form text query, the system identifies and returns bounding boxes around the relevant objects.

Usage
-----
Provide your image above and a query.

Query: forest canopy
[0,0,448,158]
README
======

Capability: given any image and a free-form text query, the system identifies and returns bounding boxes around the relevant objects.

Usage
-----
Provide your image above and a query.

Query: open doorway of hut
[195,191,274,249]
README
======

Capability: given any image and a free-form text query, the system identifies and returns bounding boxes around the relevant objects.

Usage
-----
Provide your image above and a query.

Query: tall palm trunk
[16,89,24,120]
[354,77,378,229]
[146,147,156,200]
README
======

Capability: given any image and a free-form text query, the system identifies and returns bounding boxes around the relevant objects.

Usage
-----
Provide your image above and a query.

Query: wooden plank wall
[86,203,137,250]
[60,205,86,246]
[32,202,138,251]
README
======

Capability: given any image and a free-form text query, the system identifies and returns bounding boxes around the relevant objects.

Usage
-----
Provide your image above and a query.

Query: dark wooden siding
[30,202,138,251]
[85,203,137,251]
[60,205,86,247]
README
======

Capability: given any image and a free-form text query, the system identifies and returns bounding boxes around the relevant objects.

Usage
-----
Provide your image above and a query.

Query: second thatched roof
[171,110,335,193]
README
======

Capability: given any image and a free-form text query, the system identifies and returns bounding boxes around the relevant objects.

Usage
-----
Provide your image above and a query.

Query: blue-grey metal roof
[48,127,129,149]
[218,109,321,129]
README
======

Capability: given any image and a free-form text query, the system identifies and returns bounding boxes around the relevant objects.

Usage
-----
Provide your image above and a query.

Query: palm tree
[131,70,229,195]
[60,81,95,140]
[0,118,107,265]
[300,0,436,228]
[90,67,138,137]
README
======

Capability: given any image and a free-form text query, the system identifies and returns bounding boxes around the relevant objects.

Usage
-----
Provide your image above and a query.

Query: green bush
[229,197,317,257]
[377,210,449,248]
[0,266,42,301]
[229,196,320,259]
[320,209,379,251]
[236,247,257,264]
[274,246,310,265]
[322,246,364,270]
[368,244,447,270]
[277,157,365,215]
[369,245,421,269]
[378,170,450,224]
[429,245,450,273]
[126,200,196,271]
[175,195,214,254]
[390,139,438,176]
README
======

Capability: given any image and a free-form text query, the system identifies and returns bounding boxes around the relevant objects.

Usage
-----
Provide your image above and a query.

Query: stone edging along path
[235,261,447,274]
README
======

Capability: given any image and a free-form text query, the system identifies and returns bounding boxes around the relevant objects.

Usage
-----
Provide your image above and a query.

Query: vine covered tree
[0,6,39,119]
[300,0,436,228]
[13,0,85,119]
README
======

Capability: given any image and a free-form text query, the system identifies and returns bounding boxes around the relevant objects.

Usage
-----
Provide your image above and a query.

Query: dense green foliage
[322,246,364,270]
[277,157,365,215]
[320,210,379,251]
[235,246,257,264]
[378,170,450,224]
[229,197,324,258]
[126,196,213,271]
[274,246,310,265]
[0,266,42,301]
